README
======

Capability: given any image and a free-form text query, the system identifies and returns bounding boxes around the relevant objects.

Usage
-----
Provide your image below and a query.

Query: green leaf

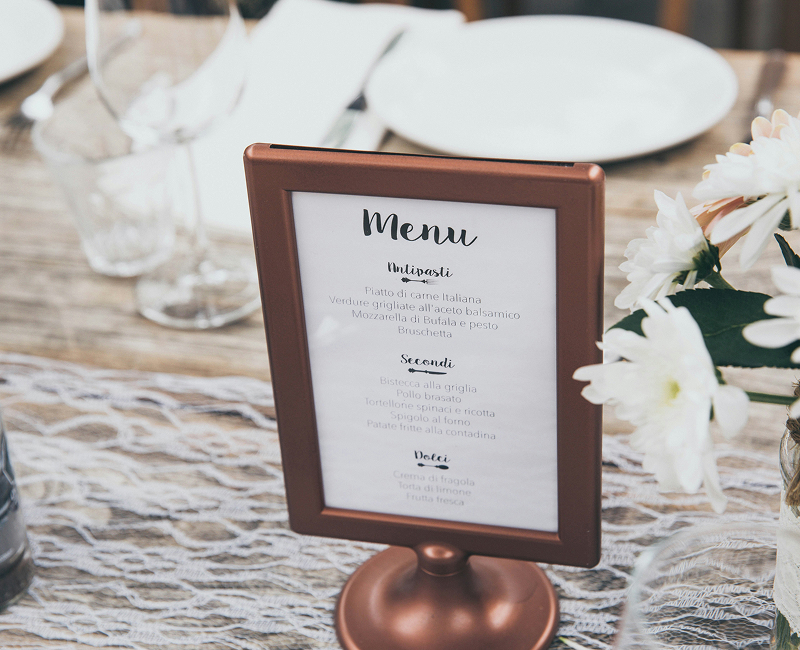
[773,610,800,650]
[611,288,799,368]
[775,233,800,268]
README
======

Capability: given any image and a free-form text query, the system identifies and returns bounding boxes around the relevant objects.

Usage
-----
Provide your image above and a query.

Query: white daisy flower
[574,299,749,513]
[743,265,800,416]
[694,109,800,270]
[615,191,720,311]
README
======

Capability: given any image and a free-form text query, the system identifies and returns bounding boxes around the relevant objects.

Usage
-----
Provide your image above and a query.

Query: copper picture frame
[244,144,604,569]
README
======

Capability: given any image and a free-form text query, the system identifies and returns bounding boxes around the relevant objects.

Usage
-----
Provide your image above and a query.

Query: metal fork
[320,30,405,149]
[1,20,141,152]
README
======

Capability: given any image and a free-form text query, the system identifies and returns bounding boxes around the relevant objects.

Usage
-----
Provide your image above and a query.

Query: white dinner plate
[0,0,64,85]
[365,16,738,163]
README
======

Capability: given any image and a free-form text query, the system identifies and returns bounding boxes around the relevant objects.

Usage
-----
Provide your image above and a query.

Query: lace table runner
[0,352,783,649]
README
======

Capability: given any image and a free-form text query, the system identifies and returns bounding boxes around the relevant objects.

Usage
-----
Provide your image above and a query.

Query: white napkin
[192,0,464,235]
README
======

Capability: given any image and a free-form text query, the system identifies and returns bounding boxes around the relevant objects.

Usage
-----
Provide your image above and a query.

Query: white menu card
[293,191,558,532]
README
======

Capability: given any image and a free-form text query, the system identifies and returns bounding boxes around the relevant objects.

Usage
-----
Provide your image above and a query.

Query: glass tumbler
[32,86,176,278]
[0,410,33,609]
[616,522,780,650]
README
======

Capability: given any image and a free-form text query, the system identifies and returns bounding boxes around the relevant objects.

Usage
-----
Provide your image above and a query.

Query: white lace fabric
[776,492,800,634]
[0,352,782,649]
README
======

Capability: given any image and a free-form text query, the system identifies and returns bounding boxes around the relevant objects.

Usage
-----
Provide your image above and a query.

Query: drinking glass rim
[623,520,780,646]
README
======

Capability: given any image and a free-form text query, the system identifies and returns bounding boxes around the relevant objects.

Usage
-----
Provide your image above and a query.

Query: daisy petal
[652,189,672,213]
[572,363,603,382]
[742,318,800,348]
[730,142,752,156]
[739,197,789,270]
[789,185,800,228]
[764,295,800,317]
[702,453,728,514]
[712,385,749,438]
[773,108,792,127]
[710,194,784,245]
[771,265,800,296]
[752,116,773,139]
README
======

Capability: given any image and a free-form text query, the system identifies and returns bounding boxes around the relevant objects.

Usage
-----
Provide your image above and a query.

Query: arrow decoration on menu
[418,463,449,470]
[408,368,447,375]
[401,277,435,284]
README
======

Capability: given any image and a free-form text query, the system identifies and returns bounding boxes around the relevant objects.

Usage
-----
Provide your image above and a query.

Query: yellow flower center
[664,379,681,404]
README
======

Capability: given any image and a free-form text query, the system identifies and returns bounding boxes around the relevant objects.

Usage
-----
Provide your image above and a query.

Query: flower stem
[705,271,735,290]
[746,391,796,406]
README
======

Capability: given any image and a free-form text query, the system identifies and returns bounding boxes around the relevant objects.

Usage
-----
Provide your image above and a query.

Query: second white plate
[0,0,64,85]
[365,16,738,163]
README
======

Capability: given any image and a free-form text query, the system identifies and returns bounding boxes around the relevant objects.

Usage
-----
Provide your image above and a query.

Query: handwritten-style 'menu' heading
[363,210,477,247]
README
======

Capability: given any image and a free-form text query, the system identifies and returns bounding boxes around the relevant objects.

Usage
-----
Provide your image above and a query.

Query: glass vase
[775,429,800,650]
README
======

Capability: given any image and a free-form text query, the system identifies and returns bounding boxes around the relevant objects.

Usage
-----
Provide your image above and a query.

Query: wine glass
[616,522,781,650]
[84,0,260,329]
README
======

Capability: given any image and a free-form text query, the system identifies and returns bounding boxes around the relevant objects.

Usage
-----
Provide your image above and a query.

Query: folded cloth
[192,0,464,235]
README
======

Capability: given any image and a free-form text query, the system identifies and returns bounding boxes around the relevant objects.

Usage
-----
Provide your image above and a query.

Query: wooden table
[2,9,800,430]
[0,9,799,648]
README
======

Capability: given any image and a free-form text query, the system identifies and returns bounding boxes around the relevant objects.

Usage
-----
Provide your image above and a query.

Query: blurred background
[50,0,800,51]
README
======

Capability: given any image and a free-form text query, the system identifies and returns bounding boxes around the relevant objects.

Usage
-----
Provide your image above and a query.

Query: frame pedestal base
[335,542,559,650]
